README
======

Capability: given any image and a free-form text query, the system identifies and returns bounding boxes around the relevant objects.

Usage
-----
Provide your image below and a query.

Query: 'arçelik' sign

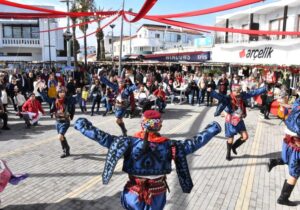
[239,47,274,60]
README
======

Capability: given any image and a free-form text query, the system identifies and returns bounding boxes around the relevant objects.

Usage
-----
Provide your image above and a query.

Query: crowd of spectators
[0,64,299,131]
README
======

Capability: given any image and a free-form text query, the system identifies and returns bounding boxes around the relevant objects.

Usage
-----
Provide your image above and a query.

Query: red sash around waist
[125,175,168,205]
[284,134,300,152]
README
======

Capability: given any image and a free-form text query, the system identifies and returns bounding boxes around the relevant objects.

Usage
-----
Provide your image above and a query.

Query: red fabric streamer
[0,12,65,19]
[122,0,157,23]
[0,1,67,15]
[146,16,300,36]
[145,0,263,19]
[39,16,107,33]
[0,1,117,18]
[77,14,121,39]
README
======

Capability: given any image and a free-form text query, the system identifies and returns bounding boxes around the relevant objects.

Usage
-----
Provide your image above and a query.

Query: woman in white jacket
[0,87,8,112]
[13,87,26,117]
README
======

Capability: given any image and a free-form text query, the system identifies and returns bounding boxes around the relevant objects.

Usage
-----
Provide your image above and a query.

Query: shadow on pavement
[234,151,281,159]
[27,170,125,178]
[0,124,55,141]
[191,162,267,170]
[161,107,197,120]
[71,153,107,161]
[3,191,122,210]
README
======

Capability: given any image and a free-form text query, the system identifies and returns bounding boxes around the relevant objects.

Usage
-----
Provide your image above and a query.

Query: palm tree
[96,20,105,61]
[77,0,92,69]
[70,3,78,71]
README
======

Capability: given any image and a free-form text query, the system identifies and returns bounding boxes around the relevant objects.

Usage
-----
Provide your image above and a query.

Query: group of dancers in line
[1,72,300,209]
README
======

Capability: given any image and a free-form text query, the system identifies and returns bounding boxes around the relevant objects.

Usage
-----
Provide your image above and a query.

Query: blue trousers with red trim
[120,189,166,210]
[282,141,300,178]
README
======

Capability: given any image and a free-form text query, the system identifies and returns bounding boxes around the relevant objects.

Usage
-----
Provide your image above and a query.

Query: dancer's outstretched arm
[178,121,222,155]
[100,77,119,93]
[208,89,229,104]
[242,86,267,99]
[75,118,118,149]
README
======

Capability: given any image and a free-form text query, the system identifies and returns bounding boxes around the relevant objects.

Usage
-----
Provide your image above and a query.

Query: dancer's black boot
[226,142,232,161]
[267,158,284,172]
[232,138,245,155]
[277,180,297,206]
[60,137,70,158]
[118,122,127,136]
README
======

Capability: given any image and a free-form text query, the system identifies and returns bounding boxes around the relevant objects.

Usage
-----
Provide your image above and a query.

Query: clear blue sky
[15,0,276,45]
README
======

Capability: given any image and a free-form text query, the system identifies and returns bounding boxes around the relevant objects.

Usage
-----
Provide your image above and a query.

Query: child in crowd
[13,87,26,118]
[81,86,89,113]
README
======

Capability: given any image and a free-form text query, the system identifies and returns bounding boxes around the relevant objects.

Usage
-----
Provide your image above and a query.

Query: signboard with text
[212,41,300,65]
[144,51,210,62]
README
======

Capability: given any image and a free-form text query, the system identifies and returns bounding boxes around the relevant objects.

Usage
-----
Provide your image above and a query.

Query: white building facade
[212,0,300,65]
[0,5,67,63]
[110,24,203,56]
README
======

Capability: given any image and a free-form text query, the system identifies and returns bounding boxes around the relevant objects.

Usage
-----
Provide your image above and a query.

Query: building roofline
[216,0,300,24]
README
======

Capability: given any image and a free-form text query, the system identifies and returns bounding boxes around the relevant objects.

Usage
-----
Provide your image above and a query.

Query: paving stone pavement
[0,103,300,210]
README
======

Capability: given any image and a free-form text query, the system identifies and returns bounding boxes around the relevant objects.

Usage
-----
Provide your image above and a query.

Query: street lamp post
[110,24,115,68]
[118,0,125,77]
[129,8,132,56]
[60,0,72,67]
[47,19,52,68]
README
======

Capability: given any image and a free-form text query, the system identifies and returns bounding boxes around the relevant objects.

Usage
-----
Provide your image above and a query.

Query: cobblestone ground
[0,103,299,210]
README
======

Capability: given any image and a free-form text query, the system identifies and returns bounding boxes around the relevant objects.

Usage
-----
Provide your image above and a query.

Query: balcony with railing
[0,55,42,61]
[214,34,300,45]
[1,38,40,47]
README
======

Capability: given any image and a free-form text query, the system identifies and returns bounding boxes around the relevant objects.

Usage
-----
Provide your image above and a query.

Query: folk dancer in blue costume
[208,84,267,161]
[51,88,76,158]
[267,97,300,206]
[100,76,137,136]
[74,110,222,210]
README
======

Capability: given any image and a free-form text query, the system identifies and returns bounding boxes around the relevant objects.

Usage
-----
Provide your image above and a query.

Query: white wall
[215,4,300,43]
[113,26,202,55]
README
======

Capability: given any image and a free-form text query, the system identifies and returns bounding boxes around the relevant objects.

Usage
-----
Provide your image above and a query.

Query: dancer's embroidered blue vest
[75,118,221,194]
[211,86,267,116]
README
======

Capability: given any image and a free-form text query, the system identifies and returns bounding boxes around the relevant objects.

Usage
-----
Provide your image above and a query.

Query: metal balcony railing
[2,38,40,47]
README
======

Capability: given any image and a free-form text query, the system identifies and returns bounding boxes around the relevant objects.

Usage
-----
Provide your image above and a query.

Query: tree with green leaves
[96,20,105,61]
[70,3,79,70]
[77,0,93,69]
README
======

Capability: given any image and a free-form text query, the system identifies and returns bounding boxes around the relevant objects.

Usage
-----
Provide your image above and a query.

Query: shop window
[241,24,249,42]
[3,24,39,39]
[23,27,31,38]
[155,33,160,38]
[269,18,283,40]
[31,26,39,39]
[7,53,32,56]
[3,26,12,38]
[13,26,22,38]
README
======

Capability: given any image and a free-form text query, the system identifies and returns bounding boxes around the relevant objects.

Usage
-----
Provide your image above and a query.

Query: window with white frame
[3,24,40,39]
